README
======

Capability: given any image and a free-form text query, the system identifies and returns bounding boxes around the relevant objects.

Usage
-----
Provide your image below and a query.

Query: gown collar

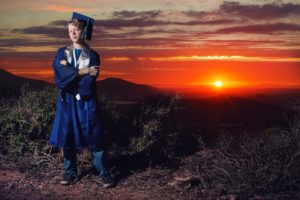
[64,44,91,69]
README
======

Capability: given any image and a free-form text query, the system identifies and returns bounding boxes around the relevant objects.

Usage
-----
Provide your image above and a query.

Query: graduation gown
[49,45,104,150]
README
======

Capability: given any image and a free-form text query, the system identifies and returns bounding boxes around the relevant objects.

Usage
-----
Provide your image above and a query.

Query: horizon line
[1,68,300,91]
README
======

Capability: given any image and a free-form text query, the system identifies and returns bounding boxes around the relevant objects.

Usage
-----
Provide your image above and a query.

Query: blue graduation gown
[49,46,104,150]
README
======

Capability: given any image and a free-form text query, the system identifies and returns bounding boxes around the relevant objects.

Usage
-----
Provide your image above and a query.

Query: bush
[128,94,188,164]
[183,114,300,198]
[0,85,56,159]
[97,94,135,155]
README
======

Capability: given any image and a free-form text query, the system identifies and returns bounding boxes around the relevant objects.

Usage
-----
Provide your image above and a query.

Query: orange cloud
[137,55,300,62]
[12,46,56,53]
[105,57,131,61]
[37,5,93,12]
[6,69,53,77]
[100,70,128,76]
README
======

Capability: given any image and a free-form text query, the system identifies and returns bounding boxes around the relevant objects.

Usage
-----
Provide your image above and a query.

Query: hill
[97,78,161,101]
[0,68,50,96]
[177,95,295,142]
[0,69,161,100]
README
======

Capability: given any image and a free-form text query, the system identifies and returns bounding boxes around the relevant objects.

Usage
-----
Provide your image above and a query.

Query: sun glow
[215,81,223,87]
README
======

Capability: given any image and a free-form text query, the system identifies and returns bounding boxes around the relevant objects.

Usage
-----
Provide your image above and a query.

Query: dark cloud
[95,18,170,29]
[13,26,68,38]
[182,10,208,18]
[112,10,163,19]
[95,18,232,29]
[49,20,68,26]
[93,37,191,49]
[0,51,54,59]
[12,22,109,40]
[204,39,289,46]
[0,38,30,47]
[10,8,234,41]
[92,9,235,29]
[95,45,300,60]
[109,2,300,27]
[0,38,68,47]
[217,23,300,34]
[220,1,300,19]
[96,10,169,29]
[9,21,190,47]
[113,9,232,23]
[184,19,234,25]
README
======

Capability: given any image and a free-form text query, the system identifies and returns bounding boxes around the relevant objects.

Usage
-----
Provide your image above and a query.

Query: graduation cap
[69,12,94,40]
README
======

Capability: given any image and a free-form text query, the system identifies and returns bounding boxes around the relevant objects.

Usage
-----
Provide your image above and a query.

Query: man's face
[68,24,83,43]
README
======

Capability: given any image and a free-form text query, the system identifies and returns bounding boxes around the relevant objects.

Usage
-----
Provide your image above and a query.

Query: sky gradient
[0,0,299,89]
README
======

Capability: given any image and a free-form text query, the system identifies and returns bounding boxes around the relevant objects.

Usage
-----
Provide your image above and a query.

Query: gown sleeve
[53,47,78,90]
[78,51,100,97]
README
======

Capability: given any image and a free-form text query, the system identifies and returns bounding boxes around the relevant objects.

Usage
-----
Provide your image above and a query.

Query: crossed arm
[59,60,99,77]
[53,47,101,98]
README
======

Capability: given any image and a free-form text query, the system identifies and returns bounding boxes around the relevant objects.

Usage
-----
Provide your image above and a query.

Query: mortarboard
[70,12,94,40]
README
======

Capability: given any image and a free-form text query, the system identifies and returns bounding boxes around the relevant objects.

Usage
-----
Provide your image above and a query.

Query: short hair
[68,19,86,30]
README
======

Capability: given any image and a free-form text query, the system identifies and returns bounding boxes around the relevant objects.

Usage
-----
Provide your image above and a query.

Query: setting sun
[215,81,223,87]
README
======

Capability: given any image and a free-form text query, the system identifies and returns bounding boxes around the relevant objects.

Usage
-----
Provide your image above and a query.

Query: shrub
[96,94,134,155]
[128,94,187,164]
[0,84,56,159]
[183,114,300,198]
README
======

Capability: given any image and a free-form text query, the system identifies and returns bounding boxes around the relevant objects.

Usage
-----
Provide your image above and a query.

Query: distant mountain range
[141,94,296,143]
[183,95,293,127]
[0,69,50,96]
[179,94,295,143]
[97,78,161,101]
[0,69,161,100]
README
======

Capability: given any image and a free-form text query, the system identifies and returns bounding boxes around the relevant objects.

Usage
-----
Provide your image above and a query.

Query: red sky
[0,0,299,89]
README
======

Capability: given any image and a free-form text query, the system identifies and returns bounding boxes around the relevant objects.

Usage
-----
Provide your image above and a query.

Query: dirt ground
[1,153,298,200]
[0,162,201,200]
[0,169,171,200]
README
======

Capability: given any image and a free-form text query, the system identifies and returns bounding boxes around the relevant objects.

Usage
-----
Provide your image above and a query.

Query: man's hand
[89,67,99,76]
[78,67,90,76]
[78,67,99,76]
[60,59,68,66]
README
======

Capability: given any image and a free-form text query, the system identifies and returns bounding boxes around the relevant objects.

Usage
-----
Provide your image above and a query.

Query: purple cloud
[94,18,233,29]
[0,32,68,49]
[13,26,68,38]
[217,23,300,34]
[112,10,163,19]
[220,1,300,19]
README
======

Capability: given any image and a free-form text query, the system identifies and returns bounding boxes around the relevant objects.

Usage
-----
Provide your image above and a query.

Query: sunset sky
[0,0,299,89]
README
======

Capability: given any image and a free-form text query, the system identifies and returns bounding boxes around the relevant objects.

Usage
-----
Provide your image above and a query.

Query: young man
[49,12,114,188]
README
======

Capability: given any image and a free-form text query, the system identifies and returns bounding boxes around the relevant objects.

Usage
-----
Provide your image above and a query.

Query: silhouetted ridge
[181,94,294,134]
[0,68,50,96]
[97,78,161,101]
